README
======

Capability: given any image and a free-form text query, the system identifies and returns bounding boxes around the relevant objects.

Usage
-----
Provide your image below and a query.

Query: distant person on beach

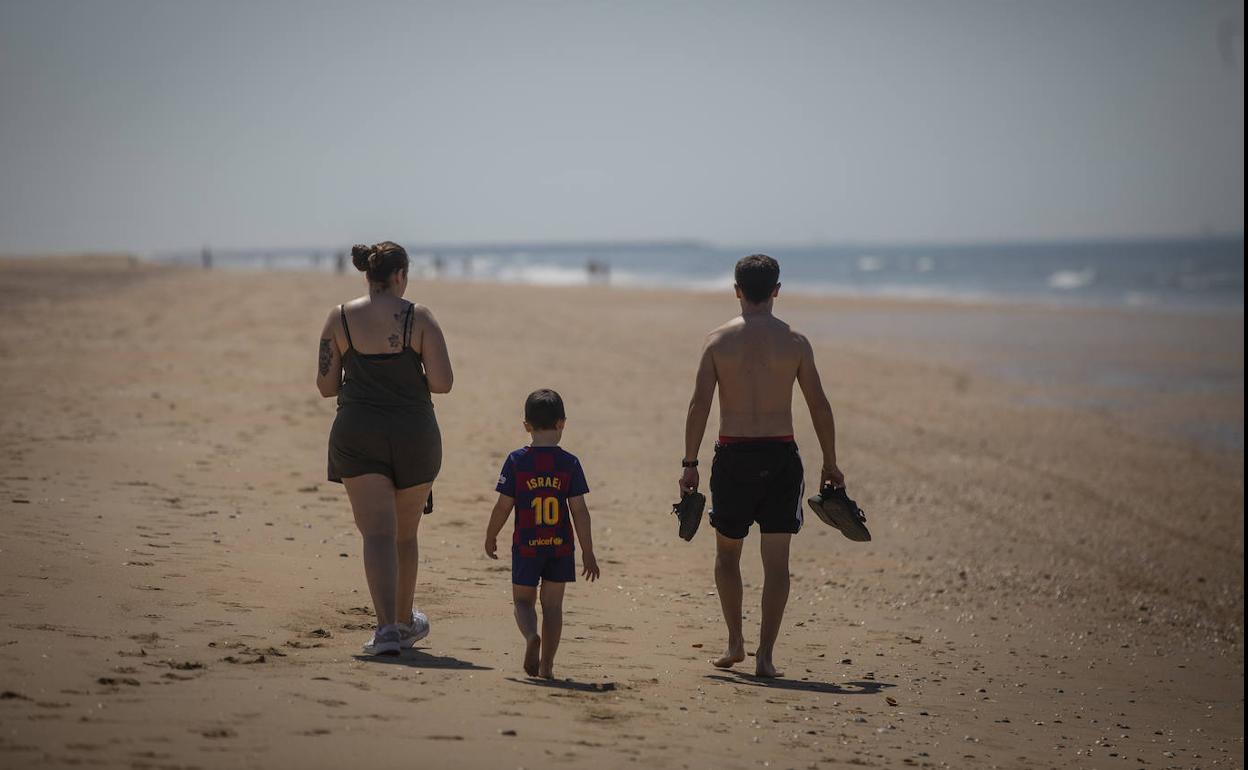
[679,254,845,678]
[316,241,454,656]
[335,250,346,274]
[484,389,600,679]
[585,258,610,284]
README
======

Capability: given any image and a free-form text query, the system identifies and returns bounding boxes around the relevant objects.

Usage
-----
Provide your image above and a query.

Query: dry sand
[0,257,1243,769]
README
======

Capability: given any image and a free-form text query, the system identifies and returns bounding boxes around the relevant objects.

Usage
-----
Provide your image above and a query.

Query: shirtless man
[679,254,844,678]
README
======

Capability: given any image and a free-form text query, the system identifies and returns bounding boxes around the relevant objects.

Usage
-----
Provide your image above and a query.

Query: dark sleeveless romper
[327,303,442,488]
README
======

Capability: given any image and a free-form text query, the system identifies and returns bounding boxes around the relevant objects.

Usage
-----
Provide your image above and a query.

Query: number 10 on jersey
[530,496,560,525]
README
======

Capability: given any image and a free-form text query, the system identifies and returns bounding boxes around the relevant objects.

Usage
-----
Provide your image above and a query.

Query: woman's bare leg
[342,474,399,628]
[394,482,432,623]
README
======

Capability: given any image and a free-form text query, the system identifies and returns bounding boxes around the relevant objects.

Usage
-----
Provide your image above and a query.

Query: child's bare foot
[523,635,541,677]
[753,652,782,678]
[712,640,746,669]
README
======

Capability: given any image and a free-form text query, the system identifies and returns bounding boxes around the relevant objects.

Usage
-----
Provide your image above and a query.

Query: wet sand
[0,256,1243,769]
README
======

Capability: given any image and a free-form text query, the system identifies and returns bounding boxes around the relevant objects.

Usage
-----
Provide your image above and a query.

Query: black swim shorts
[709,440,804,539]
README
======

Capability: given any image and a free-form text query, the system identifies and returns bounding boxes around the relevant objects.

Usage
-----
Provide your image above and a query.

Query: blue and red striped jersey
[496,446,589,558]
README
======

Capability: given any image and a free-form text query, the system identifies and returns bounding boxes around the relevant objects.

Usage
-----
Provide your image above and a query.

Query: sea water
[156,237,1244,314]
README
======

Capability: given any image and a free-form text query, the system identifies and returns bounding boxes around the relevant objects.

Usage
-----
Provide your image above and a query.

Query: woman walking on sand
[316,241,453,655]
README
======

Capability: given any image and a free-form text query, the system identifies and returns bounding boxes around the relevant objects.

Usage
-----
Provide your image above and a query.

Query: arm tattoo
[318,338,333,377]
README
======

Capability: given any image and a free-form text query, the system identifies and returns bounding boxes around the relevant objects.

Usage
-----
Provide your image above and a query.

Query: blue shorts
[512,548,576,587]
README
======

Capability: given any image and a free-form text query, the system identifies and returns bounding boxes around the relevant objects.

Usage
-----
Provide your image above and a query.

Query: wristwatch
[681,459,699,468]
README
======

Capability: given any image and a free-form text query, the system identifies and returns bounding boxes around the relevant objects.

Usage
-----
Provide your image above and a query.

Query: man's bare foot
[754,652,782,678]
[523,635,541,677]
[712,641,746,669]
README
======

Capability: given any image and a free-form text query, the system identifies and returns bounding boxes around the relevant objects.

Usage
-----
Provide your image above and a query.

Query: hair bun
[349,241,409,285]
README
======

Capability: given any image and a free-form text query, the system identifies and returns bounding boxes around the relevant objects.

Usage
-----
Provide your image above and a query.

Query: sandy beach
[0,256,1242,769]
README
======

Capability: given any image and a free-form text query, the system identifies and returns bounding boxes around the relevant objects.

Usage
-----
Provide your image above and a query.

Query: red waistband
[717,434,794,444]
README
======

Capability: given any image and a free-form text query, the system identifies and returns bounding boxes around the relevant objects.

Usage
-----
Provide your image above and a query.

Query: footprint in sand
[162,672,197,681]
[96,677,141,687]
[153,660,205,672]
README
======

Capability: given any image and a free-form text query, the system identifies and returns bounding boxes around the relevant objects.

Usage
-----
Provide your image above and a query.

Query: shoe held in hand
[671,491,706,542]
[807,484,871,542]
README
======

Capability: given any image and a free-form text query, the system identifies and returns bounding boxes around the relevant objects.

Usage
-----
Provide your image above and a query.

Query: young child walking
[484,389,600,679]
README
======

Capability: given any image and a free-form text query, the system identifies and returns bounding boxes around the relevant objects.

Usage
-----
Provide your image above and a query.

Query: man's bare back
[706,314,808,438]
[682,309,841,490]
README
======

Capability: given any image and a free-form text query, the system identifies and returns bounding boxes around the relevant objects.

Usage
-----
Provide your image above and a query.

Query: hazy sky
[1,0,1243,254]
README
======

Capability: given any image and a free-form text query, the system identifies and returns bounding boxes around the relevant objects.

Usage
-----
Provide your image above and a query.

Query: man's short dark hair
[524,388,566,429]
[734,254,780,304]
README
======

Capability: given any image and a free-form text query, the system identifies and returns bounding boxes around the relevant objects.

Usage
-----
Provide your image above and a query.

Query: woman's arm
[316,309,344,398]
[412,305,453,394]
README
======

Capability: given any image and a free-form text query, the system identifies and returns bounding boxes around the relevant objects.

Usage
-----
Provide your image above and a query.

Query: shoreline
[197,262,1248,317]
[128,239,1248,317]
[5,251,1244,316]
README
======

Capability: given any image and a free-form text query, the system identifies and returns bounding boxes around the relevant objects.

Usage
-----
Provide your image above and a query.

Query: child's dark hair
[524,389,566,430]
[351,241,409,285]
[734,253,780,304]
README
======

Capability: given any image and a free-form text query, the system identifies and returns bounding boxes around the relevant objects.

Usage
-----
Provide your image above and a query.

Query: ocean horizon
[146,235,1244,314]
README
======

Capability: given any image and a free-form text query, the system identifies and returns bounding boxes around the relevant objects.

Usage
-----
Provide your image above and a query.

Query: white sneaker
[362,624,402,656]
[399,610,430,649]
